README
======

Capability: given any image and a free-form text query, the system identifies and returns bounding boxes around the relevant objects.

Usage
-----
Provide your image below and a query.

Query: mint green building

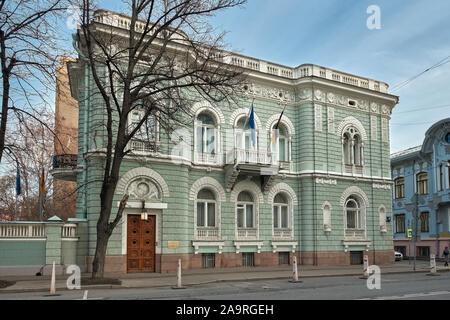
[54,10,399,274]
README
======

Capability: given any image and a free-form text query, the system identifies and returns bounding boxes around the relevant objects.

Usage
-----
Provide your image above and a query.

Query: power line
[390,55,450,92]
[393,103,450,114]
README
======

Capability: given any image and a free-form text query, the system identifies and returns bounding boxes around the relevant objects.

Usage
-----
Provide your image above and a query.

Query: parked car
[395,251,403,261]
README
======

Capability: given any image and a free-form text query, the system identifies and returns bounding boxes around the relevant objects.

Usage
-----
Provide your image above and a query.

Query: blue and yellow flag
[248,104,256,147]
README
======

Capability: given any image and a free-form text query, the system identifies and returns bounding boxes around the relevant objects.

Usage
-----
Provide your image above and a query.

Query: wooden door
[127,215,156,272]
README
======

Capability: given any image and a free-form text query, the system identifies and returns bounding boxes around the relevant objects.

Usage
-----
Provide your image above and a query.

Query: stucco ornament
[127,178,161,201]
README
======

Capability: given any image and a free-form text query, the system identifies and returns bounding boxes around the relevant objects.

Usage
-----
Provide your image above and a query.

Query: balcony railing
[61,224,77,238]
[52,154,77,169]
[0,223,46,238]
[196,227,220,240]
[273,229,293,240]
[194,152,221,165]
[345,229,366,240]
[237,228,258,240]
[226,148,275,166]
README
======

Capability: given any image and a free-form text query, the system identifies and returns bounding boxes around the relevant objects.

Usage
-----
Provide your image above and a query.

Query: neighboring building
[59,10,398,274]
[51,56,79,221]
[391,118,450,259]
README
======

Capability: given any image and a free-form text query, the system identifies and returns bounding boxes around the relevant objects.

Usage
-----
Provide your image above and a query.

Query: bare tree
[1,109,77,221]
[0,0,71,164]
[75,0,247,278]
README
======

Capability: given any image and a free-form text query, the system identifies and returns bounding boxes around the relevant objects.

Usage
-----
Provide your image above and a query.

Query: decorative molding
[189,177,227,202]
[373,183,391,190]
[327,107,335,133]
[315,178,337,185]
[116,167,170,198]
[267,183,298,205]
[371,115,378,141]
[270,241,297,253]
[192,241,224,255]
[233,241,264,254]
[266,114,296,135]
[229,107,262,130]
[315,104,323,132]
[337,116,368,141]
[340,186,370,207]
[229,180,264,204]
[192,100,225,124]
[241,83,295,104]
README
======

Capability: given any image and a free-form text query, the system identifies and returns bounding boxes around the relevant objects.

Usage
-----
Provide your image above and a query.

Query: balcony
[51,154,80,182]
[194,152,222,166]
[225,148,278,192]
[226,148,275,166]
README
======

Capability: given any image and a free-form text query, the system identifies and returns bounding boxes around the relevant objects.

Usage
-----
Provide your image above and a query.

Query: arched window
[271,124,289,163]
[196,189,216,228]
[342,126,364,166]
[235,117,258,151]
[195,112,217,155]
[345,197,363,230]
[273,193,289,229]
[416,172,429,195]
[237,191,255,229]
[394,177,405,199]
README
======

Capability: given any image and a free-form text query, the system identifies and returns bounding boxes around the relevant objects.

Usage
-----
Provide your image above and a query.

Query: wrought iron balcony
[51,154,79,182]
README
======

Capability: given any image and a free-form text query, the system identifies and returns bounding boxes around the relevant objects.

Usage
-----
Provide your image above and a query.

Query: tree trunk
[91,224,110,279]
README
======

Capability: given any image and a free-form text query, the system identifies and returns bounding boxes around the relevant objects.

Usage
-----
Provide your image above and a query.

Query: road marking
[359,291,450,300]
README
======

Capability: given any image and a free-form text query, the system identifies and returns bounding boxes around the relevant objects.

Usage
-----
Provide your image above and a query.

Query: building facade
[55,10,399,274]
[391,118,450,259]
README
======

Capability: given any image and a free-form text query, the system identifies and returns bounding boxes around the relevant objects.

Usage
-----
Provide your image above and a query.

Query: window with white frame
[273,193,289,229]
[235,117,258,151]
[128,108,159,142]
[416,172,429,195]
[195,112,217,155]
[196,189,216,228]
[271,124,289,163]
[345,196,364,230]
[342,126,363,166]
[237,191,255,229]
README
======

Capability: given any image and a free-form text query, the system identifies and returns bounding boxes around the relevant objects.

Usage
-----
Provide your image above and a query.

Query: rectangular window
[197,202,205,227]
[395,178,405,199]
[439,164,444,191]
[242,253,255,267]
[279,137,286,162]
[281,206,289,228]
[347,210,356,229]
[417,247,430,258]
[273,206,279,229]
[207,203,216,227]
[417,173,429,195]
[206,128,215,154]
[202,254,215,268]
[420,212,430,233]
[245,204,254,228]
[395,214,405,234]
[278,252,290,265]
[237,205,244,228]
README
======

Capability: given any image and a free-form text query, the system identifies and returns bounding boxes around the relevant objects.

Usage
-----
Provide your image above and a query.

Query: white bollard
[50,261,56,295]
[427,254,440,276]
[83,290,89,300]
[289,255,302,283]
[172,259,186,289]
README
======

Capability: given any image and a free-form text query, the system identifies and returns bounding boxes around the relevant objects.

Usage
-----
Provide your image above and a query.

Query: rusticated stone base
[90,250,394,274]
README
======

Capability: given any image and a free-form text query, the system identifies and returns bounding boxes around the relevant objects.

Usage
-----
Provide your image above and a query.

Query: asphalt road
[1,270,450,300]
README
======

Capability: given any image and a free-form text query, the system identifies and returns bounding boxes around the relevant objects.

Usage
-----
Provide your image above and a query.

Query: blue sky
[81,0,450,153]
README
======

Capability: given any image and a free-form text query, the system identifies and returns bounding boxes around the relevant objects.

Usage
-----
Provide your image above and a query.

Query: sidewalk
[0,261,447,294]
